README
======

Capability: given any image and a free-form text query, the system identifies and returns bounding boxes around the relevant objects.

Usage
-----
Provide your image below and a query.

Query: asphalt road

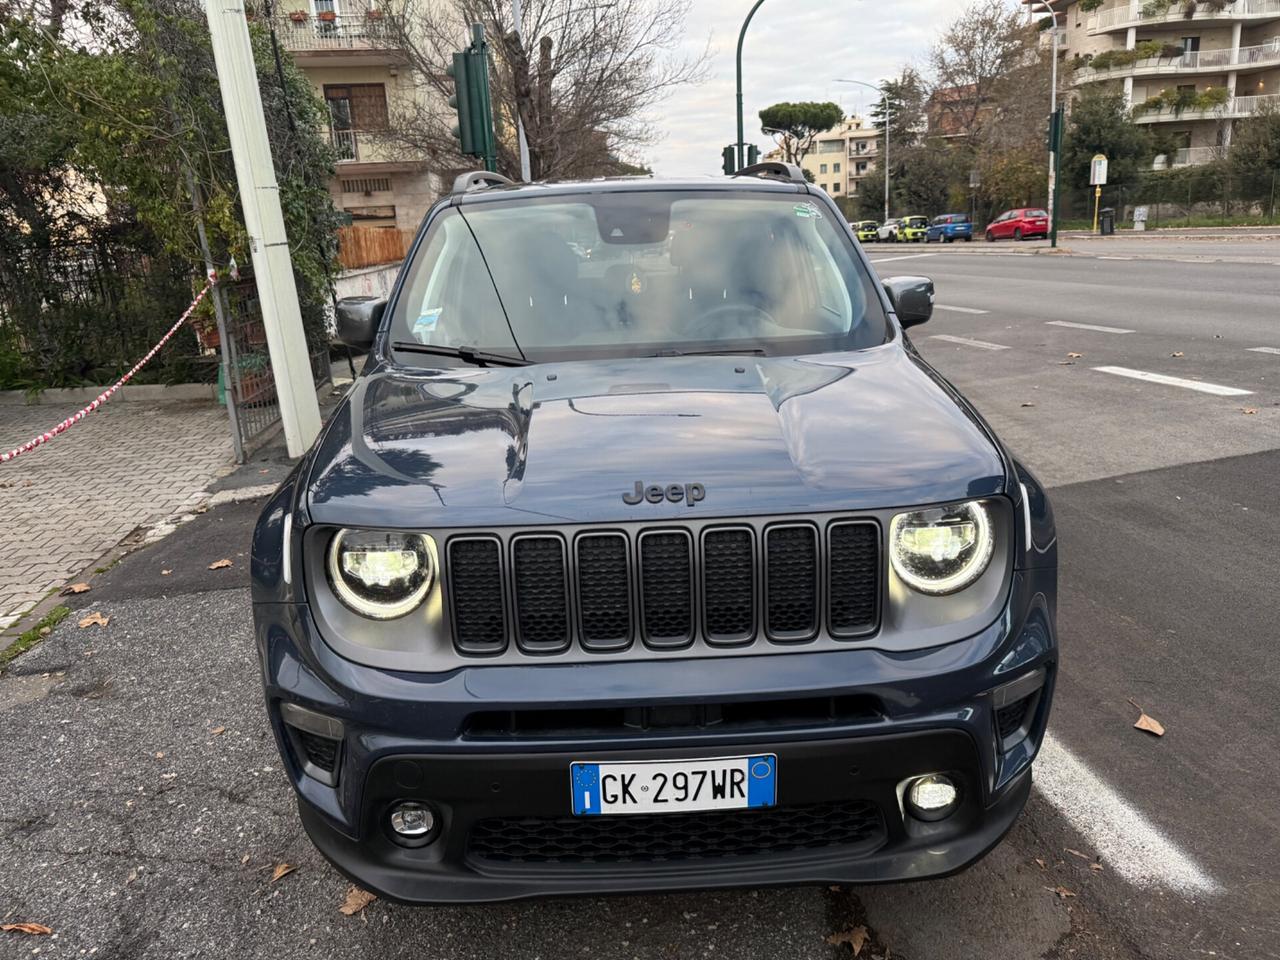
[2,248,1278,959]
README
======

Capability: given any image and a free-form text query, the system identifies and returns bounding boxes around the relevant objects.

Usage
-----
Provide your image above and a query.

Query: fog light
[906,774,959,822]
[388,801,436,845]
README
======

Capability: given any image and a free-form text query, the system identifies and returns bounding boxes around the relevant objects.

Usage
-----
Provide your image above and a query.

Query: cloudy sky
[649,0,976,176]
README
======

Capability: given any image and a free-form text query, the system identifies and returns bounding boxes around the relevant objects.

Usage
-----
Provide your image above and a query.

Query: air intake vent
[511,536,570,653]
[576,533,632,650]
[827,521,880,637]
[638,530,694,648]
[765,524,819,640]
[448,537,507,653]
[702,527,755,644]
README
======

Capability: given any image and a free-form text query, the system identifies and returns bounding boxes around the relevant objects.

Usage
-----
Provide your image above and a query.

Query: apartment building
[1036,0,1280,167]
[797,116,882,198]
[273,0,440,232]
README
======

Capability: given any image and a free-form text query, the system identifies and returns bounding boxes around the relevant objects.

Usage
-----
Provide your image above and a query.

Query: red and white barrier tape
[1,279,214,464]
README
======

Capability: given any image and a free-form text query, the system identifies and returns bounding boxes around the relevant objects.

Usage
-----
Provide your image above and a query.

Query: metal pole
[511,0,531,182]
[833,78,889,221]
[1033,0,1060,247]
[205,0,320,457]
[735,0,769,171]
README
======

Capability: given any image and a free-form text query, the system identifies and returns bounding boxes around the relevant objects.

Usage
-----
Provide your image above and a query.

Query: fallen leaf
[339,885,377,916]
[1057,360,1075,365]
[62,582,91,595]
[78,611,110,628]
[1170,351,1184,358]
[1241,407,1257,415]
[1045,885,1077,899]
[1065,848,1091,861]
[1090,863,1104,872]
[1021,402,1036,408]
[195,503,209,514]
[241,853,251,864]
[271,863,296,883]
[154,752,165,759]
[160,569,172,576]
[1034,857,1047,869]
[1134,712,1165,736]
[1,923,53,935]
[208,559,233,570]
[826,926,868,955]
[210,726,226,736]
[1067,352,1082,359]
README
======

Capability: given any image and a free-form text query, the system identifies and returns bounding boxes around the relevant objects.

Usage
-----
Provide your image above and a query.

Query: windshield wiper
[646,347,768,358]
[391,341,528,367]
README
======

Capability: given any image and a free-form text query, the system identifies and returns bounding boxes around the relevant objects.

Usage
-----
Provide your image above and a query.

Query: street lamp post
[834,78,889,223]
[735,0,769,171]
[1030,0,1061,247]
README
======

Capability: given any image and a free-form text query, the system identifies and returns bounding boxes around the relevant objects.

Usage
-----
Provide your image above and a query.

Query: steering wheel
[684,302,777,339]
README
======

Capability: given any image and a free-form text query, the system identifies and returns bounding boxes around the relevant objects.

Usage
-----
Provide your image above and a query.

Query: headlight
[889,500,994,595]
[326,529,435,619]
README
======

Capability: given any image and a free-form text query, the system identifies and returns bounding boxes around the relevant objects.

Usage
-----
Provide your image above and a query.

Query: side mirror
[883,276,934,329]
[335,297,386,351]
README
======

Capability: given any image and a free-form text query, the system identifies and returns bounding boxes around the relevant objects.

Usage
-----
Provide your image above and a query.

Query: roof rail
[732,161,806,185]
[451,170,516,195]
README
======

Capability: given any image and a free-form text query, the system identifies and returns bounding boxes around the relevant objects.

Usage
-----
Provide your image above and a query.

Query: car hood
[306,346,1007,528]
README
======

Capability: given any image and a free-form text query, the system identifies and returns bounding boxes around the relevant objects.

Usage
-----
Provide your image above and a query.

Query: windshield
[389,191,890,363]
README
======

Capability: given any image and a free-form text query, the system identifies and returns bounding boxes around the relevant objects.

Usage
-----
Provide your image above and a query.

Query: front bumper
[255,566,1056,904]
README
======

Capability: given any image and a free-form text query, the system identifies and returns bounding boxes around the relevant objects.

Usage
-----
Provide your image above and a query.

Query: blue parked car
[252,163,1057,904]
[926,213,974,243]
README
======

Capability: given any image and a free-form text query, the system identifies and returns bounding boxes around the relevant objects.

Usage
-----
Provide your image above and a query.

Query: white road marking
[1093,366,1253,397]
[929,334,1009,351]
[1247,346,1280,355]
[868,253,936,264]
[1045,320,1134,334]
[1035,733,1222,895]
[935,304,990,315]
[1097,256,1133,260]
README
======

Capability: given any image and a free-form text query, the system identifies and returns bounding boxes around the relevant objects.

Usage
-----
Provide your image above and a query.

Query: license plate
[570,755,777,816]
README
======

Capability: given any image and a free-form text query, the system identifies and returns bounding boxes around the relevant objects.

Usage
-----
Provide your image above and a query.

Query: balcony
[1073,40,1280,84]
[274,12,404,63]
[328,129,419,172]
[1152,146,1221,168]
[1133,91,1280,121]
[1088,0,1280,34]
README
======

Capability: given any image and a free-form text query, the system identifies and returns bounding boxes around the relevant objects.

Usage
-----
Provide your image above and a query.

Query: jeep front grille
[446,518,881,657]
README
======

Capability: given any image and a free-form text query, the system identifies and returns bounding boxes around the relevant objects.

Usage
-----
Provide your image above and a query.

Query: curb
[0,383,218,407]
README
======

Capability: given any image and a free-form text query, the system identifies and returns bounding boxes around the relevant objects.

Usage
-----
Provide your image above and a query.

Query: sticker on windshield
[412,308,442,341]
[793,202,823,221]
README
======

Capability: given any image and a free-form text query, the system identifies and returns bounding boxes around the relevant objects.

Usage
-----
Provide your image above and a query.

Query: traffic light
[746,144,759,166]
[447,24,496,171]
[1047,106,1064,154]
[722,145,737,176]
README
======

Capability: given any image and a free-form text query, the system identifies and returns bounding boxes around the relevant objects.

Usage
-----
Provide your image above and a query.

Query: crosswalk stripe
[1046,320,1134,334]
[929,335,1009,351]
[1092,366,1253,397]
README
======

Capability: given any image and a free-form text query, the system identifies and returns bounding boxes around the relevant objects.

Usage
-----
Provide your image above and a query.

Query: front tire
[1014,227,1024,241]
[986,230,995,242]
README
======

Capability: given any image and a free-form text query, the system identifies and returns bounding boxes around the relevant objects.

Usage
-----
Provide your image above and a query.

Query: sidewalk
[0,399,234,629]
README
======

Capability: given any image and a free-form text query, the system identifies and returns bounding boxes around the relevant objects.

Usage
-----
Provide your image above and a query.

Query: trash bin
[1099,207,1116,236]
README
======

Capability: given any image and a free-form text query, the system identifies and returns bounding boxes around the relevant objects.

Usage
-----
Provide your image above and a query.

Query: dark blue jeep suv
[251,165,1057,904]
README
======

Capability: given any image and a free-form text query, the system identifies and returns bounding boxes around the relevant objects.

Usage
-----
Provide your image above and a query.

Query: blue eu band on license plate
[570,755,777,816]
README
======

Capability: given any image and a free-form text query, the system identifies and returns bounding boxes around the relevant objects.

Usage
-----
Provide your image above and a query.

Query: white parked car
[877,218,904,242]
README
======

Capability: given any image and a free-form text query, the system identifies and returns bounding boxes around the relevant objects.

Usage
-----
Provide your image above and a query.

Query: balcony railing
[1074,39,1280,84]
[1134,92,1280,121]
[1089,0,1280,33]
[275,13,399,53]
[1152,146,1221,169]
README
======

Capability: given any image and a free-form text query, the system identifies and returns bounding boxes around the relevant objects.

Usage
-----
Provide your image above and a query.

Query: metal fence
[1062,167,1280,230]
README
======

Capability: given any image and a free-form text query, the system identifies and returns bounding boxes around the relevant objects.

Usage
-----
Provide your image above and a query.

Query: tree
[1228,104,1280,203]
[871,68,929,151]
[1062,89,1156,192]
[757,101,843,164]
[379,0,708,181]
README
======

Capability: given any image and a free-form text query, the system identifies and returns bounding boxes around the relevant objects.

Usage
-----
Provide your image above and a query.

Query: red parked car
[984,208,1049,242]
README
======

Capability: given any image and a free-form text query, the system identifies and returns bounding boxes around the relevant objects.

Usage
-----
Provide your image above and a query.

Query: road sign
[1090,154,1109,186]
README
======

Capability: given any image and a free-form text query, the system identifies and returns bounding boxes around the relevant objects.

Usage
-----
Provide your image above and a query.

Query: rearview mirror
[335,297,386,351]
[882,276,934,329]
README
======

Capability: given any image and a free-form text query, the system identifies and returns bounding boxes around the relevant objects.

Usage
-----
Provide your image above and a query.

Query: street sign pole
[734,0,769,172]
[1090,153,1109,233]
[204,0,320,458]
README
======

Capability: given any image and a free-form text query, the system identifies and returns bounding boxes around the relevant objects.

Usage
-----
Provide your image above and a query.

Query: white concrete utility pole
[205,0,322,458]
[511,0,532,182]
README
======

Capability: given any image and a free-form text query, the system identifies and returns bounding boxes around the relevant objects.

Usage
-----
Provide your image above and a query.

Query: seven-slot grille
[446,520,880,656]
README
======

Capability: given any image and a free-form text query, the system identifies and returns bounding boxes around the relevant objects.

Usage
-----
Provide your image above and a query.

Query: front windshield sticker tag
[412,308,442,342]
[794,202,823,220]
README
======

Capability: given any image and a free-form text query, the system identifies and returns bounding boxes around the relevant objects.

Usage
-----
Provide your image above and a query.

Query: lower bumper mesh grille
[468,799,885,865]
